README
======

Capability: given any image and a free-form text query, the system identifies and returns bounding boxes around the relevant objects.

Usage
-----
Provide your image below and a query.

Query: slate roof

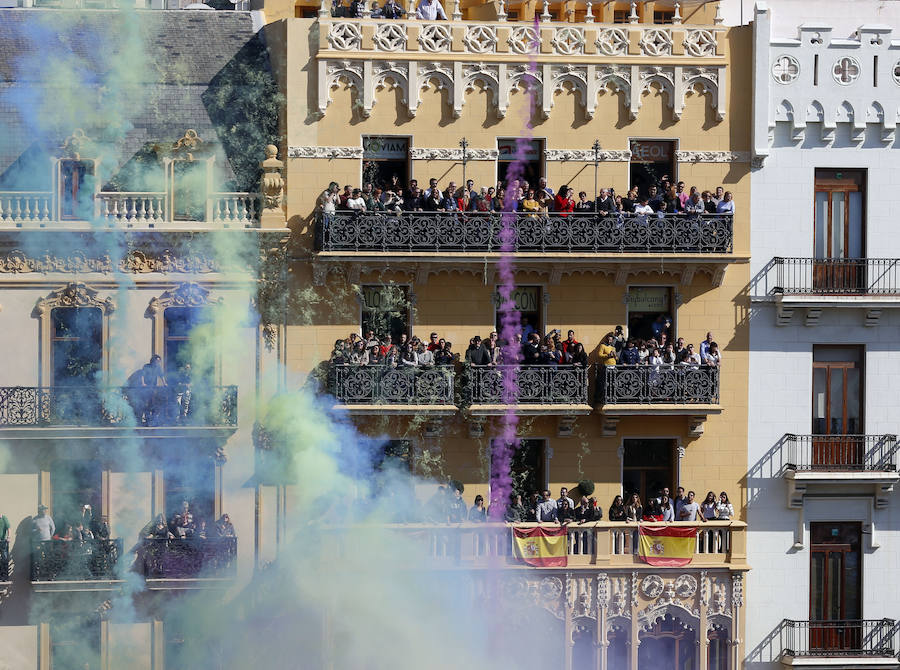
[0,9,269,190]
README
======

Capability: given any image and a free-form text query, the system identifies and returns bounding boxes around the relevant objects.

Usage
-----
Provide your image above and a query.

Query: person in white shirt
[415,0,447,20]
[633,197,654,215]
[715,491,734,519]
[705,342,722,367]
[698,332,714,362]
[660,495,675,522]
[716,191,735,214]
[556,487,575,511]
[678,490,705,522]
[536,490,558,523]
[416,341,434,366]
[346,188,366,211]
[681,344,701,367]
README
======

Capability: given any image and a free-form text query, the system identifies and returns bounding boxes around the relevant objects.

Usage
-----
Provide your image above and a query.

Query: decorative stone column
[259,145,286,229]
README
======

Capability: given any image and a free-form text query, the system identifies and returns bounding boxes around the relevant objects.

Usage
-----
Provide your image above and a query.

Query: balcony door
[810,522,862,652]
[812,346,863,467]
[622,439,675,501]
[813,169,865,292]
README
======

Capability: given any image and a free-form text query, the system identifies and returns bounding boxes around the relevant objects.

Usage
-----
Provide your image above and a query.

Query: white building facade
[747,3,900,668]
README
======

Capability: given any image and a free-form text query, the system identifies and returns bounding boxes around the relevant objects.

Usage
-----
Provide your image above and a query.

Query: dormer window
[59,160,92,220]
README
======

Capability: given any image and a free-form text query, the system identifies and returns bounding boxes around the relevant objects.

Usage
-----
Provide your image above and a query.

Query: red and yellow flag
[638,526,697,567]
[513,526,568,567]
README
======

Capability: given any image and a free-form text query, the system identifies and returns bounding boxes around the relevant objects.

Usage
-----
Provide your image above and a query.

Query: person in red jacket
[553,184,575,216]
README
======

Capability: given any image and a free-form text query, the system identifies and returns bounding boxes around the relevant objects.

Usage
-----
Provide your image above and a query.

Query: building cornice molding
[675,150,751,163]
[287,146,363,159]
[544,149,632,162]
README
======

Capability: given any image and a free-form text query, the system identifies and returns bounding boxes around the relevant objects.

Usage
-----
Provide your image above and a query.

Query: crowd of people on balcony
[127,355,197,426]
[330,0,446,19]
[140,502,236,542]
[423,484,735,524]
[29,504,116,580]
[317,176,735,219]
[330,324,722,371]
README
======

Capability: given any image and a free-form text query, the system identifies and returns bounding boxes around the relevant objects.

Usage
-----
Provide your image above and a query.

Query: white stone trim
[288,146,363,159]
[408,147,498,160]
[318,59,726,123]
[675,150,751,163]
[544,149,632,162]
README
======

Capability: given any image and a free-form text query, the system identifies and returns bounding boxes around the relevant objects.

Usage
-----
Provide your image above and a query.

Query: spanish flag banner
[638,526,697,567]
[513,526,568,567]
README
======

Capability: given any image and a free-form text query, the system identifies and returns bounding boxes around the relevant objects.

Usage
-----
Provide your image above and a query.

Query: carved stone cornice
[0,249,222,275]
[287,146,363,159]
[675,150,751,163]
[408,147,498,161]
[544,149,632,162]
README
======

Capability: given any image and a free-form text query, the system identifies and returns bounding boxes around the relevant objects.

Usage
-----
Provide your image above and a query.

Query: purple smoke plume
[488,18,541,519]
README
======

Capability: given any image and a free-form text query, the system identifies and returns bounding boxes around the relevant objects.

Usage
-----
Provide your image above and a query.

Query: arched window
[607,624,629,670]
[708,625,730,670]
[638,615,697,670]
[572,621,597,667]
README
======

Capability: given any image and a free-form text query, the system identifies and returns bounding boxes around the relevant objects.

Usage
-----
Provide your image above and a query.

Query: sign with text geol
[498,139,542,162]
[363,136,409,159]
[629,140,674,163]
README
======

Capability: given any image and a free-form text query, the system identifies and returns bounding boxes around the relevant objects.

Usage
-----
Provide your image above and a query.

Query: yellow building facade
[261,1,751,667]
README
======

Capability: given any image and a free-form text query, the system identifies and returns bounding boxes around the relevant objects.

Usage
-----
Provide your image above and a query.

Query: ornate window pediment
[34,283,115,318]
[148,283,220,315]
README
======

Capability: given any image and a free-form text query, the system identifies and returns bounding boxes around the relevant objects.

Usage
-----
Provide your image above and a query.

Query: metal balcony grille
[320,212,733,254]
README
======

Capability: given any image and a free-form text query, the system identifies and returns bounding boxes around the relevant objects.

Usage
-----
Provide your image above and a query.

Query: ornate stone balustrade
[327,521,746,568]
[320,211,734,254]
[0,192,54,224]
[0,190,262,227]
[317,20,726,119]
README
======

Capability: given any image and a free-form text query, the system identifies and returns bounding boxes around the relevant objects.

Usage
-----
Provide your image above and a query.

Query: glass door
[813,170,865,293]
[812,347,863,468]
[810,522,862,652]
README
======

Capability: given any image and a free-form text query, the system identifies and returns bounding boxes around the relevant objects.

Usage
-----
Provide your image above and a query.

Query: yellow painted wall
[279,18,751,520]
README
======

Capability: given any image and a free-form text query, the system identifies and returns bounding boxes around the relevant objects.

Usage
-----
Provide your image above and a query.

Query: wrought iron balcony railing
[319,212,734,254]
[781,619,897,657]
[784,434,898,472]
[773,257,900,296]
[138,537,237,579]
[466,365,590,405]
[331,365,455,405]
[31,539,122,581]
[0,386,238,428]
[600,365,720,405]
